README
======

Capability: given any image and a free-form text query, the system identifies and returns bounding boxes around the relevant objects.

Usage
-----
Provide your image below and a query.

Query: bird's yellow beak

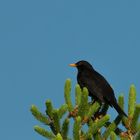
[69,63,77,67]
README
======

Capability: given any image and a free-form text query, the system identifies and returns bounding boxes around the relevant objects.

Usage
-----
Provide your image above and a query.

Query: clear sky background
[0,0,140,140]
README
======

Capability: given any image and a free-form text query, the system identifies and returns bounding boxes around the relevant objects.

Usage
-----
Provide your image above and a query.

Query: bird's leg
[99,103,109,116]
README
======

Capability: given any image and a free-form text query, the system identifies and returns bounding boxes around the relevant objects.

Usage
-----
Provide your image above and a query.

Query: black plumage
[69,60,127,117]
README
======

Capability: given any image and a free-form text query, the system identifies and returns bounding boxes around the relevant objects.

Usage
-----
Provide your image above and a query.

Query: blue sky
[0,0,140,139]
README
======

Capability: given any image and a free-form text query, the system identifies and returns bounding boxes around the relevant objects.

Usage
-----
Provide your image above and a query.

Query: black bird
[69,60,127,117]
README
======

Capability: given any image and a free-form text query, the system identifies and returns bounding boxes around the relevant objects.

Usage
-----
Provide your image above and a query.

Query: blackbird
[69,60,127,117]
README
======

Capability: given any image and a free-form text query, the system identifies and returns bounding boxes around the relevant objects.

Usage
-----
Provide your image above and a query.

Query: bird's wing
[91,70,117,104]
[92,71,127,116]
[78,70,116,104]
[77,73,105,102]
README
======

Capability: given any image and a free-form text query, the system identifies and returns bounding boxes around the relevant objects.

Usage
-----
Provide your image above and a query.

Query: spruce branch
[87,101,100,118]
[118,95,124,110]
[110,131,117,140]
[30,79,140,140]
[64,79,73,112]
[128,84,136,118]
[78,87,89,119]
[92,115,110,134]
[93,132,103,140]
[58,104,68,119]
[45,100,53,119]
[52,133,63,140]
[75,84,82,106]
[131,104,140,130]
[135,129,140,140]
[73,116,81,140]
[34,125,55,139]
[52,109,61,134]
[30,105,50,125]
[61,118,69,140]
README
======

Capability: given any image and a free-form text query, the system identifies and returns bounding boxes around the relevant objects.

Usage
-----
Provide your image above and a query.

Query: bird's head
[69,60,93,71]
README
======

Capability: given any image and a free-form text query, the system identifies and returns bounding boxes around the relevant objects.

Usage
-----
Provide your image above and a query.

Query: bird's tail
[113,101,128,117]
